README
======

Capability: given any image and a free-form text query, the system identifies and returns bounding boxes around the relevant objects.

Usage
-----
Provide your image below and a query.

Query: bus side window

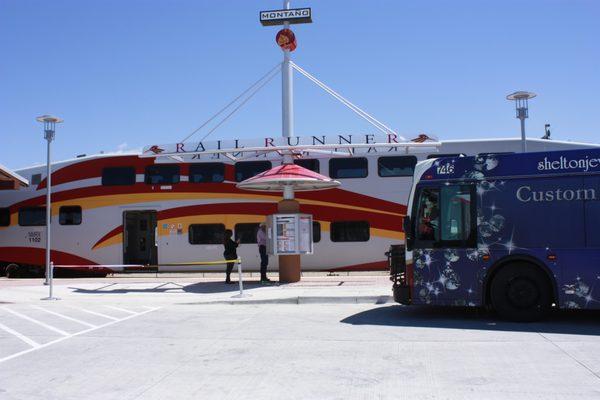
[440,185,475,245]
[415,188,440,244]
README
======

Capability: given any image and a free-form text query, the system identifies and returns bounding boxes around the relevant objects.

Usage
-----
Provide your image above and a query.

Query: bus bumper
[392,284,411,305]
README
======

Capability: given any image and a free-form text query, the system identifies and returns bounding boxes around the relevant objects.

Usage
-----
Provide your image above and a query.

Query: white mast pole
[282,0,294,144]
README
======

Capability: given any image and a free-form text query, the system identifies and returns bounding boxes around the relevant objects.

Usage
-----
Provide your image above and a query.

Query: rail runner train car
[0,134,596,277]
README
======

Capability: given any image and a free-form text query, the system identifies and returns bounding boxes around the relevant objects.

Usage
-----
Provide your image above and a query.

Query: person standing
[223,229,239,284]
[256,223,271,283]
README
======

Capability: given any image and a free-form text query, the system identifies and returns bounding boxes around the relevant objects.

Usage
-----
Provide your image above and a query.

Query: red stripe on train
[0,247,98,266]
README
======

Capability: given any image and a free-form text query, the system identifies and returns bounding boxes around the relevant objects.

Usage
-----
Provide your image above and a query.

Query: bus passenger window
[416,189,440,242]
[441,186,474,243]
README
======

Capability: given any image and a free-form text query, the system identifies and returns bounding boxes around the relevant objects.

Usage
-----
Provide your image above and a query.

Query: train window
[294,159,320,173]
[102,167,136,186]
[0,208,9,226]
[378,156,417,177]
[330,221,370,242]
[235,223,260,243]
[189,224,225,245]
[426,153,466,159]
[313,221,321,243]
[145,165,180,185]
[19,207,47,226]
[189,163,225,183]
[59,206,82,225]
[31,174,42,186]
[329,157,368,179]
[235,161,271,182]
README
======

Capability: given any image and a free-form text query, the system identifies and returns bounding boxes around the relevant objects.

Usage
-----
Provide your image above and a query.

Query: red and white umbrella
[236,163,340,197]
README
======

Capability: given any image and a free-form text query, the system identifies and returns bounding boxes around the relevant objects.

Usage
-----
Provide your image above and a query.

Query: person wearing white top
[256,223,271,283]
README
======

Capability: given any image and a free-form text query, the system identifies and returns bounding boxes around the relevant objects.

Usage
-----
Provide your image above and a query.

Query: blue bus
[392,148,600,321]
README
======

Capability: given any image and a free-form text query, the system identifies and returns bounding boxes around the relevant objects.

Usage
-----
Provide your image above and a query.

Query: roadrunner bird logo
[145,145,165,154]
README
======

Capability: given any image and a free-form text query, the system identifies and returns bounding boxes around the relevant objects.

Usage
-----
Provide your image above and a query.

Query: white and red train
[0,134,595,277]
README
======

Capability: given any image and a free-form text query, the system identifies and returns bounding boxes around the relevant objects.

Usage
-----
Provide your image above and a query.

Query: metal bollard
[231,258,250,299]
[41,261,60,301]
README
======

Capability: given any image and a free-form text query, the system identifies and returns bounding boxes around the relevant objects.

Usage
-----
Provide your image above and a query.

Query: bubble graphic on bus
[444,249,459,263]
[488,214,505,233]
[441,266,460,290]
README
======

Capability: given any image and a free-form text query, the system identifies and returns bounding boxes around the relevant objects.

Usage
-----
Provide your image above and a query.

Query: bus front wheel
[490,263,552,322]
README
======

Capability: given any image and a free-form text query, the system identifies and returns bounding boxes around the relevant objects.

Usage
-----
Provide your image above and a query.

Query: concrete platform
[2,274,600,399]
[0,273,393,306]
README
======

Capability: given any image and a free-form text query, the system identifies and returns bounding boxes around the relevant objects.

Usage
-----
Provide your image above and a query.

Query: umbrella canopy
[236,163,340,192]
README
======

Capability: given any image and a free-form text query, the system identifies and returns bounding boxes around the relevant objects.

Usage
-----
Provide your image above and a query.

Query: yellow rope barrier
[164,258,241,266]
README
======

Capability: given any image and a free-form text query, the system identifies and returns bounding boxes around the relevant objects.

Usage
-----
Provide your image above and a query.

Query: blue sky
[1,0,598,169]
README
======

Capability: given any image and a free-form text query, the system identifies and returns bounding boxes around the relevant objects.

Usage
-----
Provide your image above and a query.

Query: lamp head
[36,115,63,124]
[506,91,536,101]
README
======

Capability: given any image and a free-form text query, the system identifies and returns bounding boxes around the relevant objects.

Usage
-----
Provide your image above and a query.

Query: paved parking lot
[0,303,159,364]
[1,276,600,399]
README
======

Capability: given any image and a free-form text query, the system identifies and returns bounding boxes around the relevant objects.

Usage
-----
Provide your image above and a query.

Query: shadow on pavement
[70,280,271,294]
[183,281,269,294]
[341,305,600,336]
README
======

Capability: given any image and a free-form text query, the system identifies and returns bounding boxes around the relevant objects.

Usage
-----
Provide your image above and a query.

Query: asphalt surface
[1,276,600,399]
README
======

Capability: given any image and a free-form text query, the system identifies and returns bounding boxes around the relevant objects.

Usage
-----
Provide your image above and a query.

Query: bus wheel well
[483,256,558,308]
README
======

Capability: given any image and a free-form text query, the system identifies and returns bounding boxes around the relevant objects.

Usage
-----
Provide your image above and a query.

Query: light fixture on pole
[506,91,536,152]
[36,115,63,288]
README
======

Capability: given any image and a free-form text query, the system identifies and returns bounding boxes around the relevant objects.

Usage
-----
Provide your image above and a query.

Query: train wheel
[5,264,22,279]
[490,263,552,322]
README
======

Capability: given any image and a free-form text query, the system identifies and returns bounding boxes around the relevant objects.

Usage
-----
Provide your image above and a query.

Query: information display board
[266,213,313,255]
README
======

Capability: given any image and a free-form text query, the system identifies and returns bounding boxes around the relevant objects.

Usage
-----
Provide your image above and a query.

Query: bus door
[123,211,158,265]
[411,184,477,305]
[560,176,600,309]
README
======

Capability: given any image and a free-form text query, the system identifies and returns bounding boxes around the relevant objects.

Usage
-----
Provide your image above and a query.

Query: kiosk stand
[266,209,313,282]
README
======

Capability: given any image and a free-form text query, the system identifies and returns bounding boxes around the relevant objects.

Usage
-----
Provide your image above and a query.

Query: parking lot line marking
[0,306,161,364]
[104,305,137,315]
[0,322,40,348]
[31,306,97,329]
[71,307,119,321]
[2,307,70,336]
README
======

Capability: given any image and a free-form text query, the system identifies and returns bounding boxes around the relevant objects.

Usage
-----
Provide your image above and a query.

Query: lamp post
[506,91,536,153]
[36,115,63,286]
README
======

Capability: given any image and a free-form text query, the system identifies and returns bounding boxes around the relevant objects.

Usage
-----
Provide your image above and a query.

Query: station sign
[260,8,312,26]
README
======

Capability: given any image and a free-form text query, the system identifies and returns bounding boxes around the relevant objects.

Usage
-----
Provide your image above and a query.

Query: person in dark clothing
[223,229,239,284]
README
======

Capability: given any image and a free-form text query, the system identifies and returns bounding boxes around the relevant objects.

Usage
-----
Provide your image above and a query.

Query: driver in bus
[418,194,439,241]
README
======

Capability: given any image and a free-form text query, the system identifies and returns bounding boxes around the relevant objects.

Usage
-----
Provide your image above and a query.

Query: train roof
[13,136,599,176]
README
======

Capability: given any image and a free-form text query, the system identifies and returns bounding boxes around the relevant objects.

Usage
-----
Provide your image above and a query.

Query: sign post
[260,1,312,140]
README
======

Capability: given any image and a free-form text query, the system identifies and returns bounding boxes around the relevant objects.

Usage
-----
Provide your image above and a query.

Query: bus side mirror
[404,216,414,251]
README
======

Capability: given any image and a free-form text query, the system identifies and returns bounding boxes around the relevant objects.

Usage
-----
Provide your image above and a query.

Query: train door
[123,211,158,265]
